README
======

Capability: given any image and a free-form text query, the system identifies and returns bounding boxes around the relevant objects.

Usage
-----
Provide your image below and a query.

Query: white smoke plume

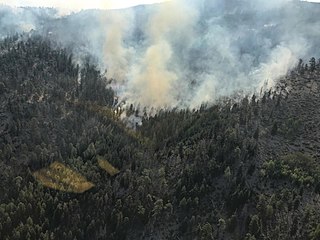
[102,10,134,82]
[0,0,320,110]
[118,0,320,109]
[254,40,309,90]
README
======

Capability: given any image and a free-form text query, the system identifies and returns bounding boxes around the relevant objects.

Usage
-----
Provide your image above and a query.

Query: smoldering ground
[1,0,320,110]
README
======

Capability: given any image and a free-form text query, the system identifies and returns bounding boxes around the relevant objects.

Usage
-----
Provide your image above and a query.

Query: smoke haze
[102,11,134,82]
[1,0,320,109]
[124,0,197,108]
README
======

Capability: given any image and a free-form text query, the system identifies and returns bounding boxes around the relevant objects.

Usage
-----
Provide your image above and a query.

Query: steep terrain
[2,0,320,109]
[0,36,320,240]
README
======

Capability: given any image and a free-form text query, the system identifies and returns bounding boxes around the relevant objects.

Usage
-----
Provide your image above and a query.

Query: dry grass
[97,157,120,176]
[32,161,94,193]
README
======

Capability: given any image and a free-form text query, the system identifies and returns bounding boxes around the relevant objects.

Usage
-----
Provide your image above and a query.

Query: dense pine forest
[0,35,320,240]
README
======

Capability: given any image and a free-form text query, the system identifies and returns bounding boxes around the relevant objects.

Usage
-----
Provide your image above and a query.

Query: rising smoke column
[102,10,134,82]
[124,0,198,108]
[119,0,316,110]
[128,41,177,107]
[1,0,319,110]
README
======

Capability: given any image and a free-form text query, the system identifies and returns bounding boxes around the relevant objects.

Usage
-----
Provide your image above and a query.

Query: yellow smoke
[128,0,197,108]
[131,41,177,107]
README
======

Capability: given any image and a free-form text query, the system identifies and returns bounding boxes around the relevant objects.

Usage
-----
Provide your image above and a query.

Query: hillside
[0,35,320,240]
[1,0,320,106]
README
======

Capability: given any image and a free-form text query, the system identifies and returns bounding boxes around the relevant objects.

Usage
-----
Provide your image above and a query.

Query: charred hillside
[0,36,320,240]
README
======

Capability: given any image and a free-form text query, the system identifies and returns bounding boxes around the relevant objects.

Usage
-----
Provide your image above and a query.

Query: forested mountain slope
[0,36,320,240]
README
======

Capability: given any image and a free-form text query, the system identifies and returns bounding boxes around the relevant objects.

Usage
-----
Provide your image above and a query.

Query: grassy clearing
[32,161,94,193]
[97,156,120,176]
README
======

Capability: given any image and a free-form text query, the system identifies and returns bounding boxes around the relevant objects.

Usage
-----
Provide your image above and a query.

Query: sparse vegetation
[33,161,94,193]
[97,156,120,176]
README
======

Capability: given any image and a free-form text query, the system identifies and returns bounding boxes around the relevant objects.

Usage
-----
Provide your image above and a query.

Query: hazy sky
[0,0,171,10]
[0,0,319,11]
